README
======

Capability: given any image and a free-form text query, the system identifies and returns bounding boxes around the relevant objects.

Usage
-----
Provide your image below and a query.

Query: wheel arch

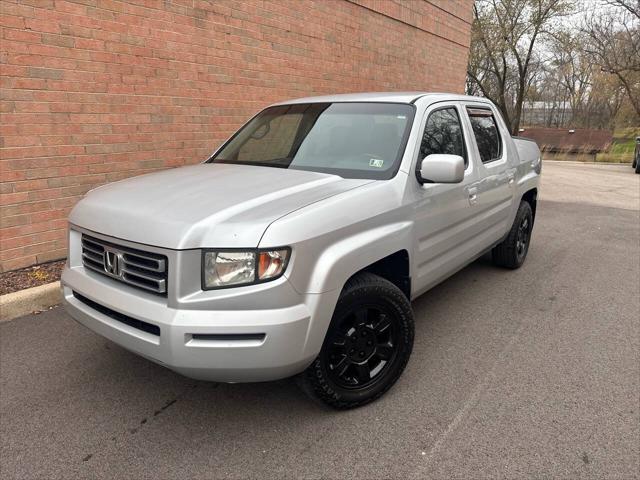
[348,250,411,299]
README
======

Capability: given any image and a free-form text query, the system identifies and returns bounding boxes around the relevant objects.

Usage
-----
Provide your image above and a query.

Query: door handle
[468,187,478,205]
[507,172,515,186]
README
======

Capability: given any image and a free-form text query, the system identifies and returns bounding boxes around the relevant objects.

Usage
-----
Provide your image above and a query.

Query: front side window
[419,107,466,165]
[208,102,415,180]
[467,108,502,163]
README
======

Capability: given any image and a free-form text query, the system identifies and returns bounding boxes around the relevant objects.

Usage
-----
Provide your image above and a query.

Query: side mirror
[419,154,465,184]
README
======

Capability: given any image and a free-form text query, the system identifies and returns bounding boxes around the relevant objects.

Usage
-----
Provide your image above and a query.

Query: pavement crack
[153,397,177,416]
[147,382,199,420]
[78,383,199,463]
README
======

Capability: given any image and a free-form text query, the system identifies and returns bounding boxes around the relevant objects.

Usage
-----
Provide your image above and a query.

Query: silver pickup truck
[62,92,541,409]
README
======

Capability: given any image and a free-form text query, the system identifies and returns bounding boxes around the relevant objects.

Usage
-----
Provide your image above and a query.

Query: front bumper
[61,265,316,382]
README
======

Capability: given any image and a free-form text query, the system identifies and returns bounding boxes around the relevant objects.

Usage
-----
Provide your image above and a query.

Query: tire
[492,201,533,269]
[635,156,640,174]
[300,272,414,409]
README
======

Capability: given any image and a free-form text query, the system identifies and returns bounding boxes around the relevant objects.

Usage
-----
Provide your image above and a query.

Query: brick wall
[0,0,472,272]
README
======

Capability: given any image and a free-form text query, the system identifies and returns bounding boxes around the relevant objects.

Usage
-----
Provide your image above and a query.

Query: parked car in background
[633,136,640,174]
[61,92,541,409]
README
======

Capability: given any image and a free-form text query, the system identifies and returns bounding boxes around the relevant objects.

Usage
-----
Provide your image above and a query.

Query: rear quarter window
[467,108,502,163]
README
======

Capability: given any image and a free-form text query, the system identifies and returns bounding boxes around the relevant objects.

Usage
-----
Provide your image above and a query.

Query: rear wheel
[300,272,414,409]
[492,201,533,269]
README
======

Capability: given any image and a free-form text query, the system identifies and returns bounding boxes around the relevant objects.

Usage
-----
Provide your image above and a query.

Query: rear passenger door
[462,104,516,246]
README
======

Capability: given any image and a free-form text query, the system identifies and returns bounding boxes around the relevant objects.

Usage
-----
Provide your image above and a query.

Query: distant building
[522,101,572,127]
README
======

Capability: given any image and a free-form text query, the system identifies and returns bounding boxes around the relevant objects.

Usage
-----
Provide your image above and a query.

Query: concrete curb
[0,281,61,323]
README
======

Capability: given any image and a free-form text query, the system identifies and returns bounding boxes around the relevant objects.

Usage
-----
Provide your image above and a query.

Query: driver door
[409,102,482,297]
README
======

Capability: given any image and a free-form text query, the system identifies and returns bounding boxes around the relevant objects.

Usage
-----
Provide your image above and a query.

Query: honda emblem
[103,248,124,277]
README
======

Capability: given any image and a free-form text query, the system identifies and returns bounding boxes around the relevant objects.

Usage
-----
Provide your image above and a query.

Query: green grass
[609,139,635,154]
[604,127,638,162]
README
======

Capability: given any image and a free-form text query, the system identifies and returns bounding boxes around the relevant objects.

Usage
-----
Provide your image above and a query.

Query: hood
[70,163,371,249]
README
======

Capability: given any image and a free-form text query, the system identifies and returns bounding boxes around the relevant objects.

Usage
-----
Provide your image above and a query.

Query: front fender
[296,221,413,295]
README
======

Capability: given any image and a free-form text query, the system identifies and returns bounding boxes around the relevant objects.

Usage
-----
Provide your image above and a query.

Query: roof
[518,127,613,153]
[271,92,492,105]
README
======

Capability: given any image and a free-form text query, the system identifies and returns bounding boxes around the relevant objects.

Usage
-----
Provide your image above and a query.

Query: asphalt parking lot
[1,161,638,479]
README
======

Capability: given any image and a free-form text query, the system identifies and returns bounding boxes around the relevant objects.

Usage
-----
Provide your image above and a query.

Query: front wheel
[300,272,414,409]
[492,201,533,269]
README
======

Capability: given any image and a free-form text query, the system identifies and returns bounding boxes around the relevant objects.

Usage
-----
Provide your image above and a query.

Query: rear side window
[467,108,502,163]
[420,107,466,165]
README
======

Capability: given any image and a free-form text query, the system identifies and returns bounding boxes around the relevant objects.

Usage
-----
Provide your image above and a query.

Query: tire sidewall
[514,202,533,267]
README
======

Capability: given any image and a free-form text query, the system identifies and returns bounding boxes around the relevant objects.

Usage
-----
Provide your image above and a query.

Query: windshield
[208,102,415,180]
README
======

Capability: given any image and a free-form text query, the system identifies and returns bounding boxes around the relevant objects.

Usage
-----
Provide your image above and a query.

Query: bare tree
[539,29,624,127]
[589,71,628,127]
[548,31,593,125]
[520,30,631,130]
[466,0,572,134]
[583,0,640,116]
[603,0,640,19]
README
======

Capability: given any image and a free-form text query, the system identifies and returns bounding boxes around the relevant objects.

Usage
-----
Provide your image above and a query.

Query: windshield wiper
[214,159,291,169]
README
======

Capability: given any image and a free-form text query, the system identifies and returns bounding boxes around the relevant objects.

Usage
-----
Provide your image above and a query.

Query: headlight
[202,248,290,289]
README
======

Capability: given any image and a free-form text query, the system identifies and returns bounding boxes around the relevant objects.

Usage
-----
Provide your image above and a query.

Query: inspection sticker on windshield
[369,158,384,168]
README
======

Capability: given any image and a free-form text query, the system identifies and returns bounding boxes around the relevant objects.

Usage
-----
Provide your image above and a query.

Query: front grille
[73,291,160,336]
[81,234,168,296]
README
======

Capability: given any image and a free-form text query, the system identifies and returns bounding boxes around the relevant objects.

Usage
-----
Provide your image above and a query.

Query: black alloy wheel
[325,305,398,389]
[300,272,414,409]
[492,200,534,269]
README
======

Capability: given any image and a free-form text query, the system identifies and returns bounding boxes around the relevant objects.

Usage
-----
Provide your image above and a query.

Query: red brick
[0,256,37,272]
[0,14,26,29]
[2,28,41,43]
